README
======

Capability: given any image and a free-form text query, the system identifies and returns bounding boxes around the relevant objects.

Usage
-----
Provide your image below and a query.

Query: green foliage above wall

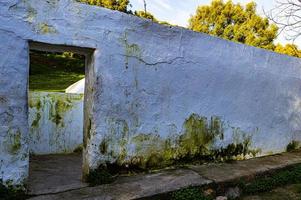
[275,44,301,58]
[189,0,301,58]
[134,11,157,22]
[78,0,131,13]
[189,0,278,50]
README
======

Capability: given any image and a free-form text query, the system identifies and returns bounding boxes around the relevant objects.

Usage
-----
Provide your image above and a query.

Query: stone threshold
[28,150,301,200]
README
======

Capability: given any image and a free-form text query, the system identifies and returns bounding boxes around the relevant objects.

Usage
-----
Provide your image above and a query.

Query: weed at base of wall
[86,166,116,186]
[0,180,27,200]
[287,140,300,152]
[73,144,83,153]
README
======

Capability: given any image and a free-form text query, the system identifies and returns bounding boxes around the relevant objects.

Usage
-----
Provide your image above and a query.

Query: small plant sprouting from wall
[286,141,300,152]
[86,166,116,186]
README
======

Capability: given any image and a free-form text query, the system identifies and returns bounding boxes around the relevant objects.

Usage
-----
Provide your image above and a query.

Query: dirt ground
[28,153,88,195]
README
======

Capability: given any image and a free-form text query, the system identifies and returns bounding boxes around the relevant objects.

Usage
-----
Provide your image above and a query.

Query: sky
[130,0,301,47]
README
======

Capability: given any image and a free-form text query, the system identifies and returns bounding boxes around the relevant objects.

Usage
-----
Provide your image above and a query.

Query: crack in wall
[120,54,200,66]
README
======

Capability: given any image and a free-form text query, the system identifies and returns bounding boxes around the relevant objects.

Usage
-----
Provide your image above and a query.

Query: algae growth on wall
[28,92,84,154]
[94,113,261,171]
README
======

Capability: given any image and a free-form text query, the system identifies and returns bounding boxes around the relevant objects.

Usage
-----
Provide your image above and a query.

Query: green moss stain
[179,114,224,157]
[119,121,129,162]
[9,0,37,23]
[29,95,42,128]
[5,130,22,155]
[130,133,166,169]
[36,23,57,34]
[31,112,41,128]
[26,6,37,22]
[11,132,21,155]
[29,92,84,153]
[48,94,76,127]
[98,114,260,171]
[127,115,227,168]
[101,119,131,165]
[126,43,140,58]
[119,32,142,69]
[28,97,41,110]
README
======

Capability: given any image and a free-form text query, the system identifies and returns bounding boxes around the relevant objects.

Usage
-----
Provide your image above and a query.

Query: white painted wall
[0,0,301,186]
[65,78,85,94]
[28,92,83,155]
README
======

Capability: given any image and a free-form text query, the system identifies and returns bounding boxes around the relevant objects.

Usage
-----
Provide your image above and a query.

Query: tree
[265,0,301,42]
[189,0,279,50]
[274,43,301,58]
[78,0,131,13]
[134,11,158,22]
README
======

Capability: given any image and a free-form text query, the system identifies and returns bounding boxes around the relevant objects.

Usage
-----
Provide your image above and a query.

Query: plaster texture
[28,92,83,155]
[0,0,301,186]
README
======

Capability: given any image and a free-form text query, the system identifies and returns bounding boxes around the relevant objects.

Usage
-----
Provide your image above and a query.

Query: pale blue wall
[0,0,301,185]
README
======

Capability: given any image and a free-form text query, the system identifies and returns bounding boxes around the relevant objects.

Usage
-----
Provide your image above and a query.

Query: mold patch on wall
[95,114,261,172]
[119,32,142,69]
[5,129,22,155]
[28,92,84,155]
[36,23,57,34]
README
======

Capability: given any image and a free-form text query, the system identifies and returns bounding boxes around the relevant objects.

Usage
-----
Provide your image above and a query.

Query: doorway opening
[27,42,93,195]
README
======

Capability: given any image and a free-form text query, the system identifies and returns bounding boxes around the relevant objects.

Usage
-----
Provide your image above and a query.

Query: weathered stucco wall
[29,92,83,155]
[0,0,301,186]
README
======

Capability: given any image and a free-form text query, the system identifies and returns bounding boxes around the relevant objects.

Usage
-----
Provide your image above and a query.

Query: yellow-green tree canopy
[274,44,301,58]
[189,0,278,50]
[135,11,158,22]
[79,0,130,13]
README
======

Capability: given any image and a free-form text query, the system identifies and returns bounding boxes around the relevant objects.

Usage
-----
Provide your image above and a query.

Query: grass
[171,187,213,200]
[242,184,301,200]
[29,51,85,92]
[168,164,301,200]
[239,164,301,195]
